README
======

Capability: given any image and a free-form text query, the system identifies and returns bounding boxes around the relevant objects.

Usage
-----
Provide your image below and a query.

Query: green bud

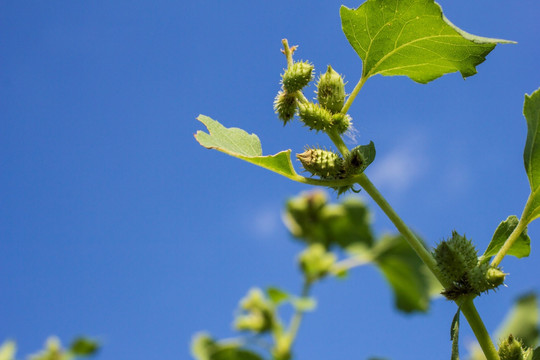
[434,231,478,284]
[282,61,314,93]
[298,244,336,282]
[273,91,297,125]
[469,263,506,294]
[234,288,274,334]
[498,334,526,360]
[298,102,333,132]
[331,113,352,134]
[317,65,346,113]
[297,148,344,179]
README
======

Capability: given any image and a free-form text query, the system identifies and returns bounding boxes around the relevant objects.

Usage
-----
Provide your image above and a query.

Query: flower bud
[298,244,336,282]
[434,231,478,284]
[298,102,333,132]
[274,91,297,125]
[331,113,352,134]
[317,65,346,113]
[234,288,274,334]
[498,334,526,360]
[469,263,506,294]
[282,61,314,93]
[297,148,344,179]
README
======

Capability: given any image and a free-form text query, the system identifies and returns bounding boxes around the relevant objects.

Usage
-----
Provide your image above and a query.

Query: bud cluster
[433,231,506,300]
[234,288,275,334]
[298,244,336,282]
[274,53,351,134]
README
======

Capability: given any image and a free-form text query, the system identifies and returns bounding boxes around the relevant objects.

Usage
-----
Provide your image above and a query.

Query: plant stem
[341,74,367,115]
[355,173,447,287]
[327,129,350,156]
[460,299,500,360]
[490,192,535,267]
[356,173,500,359]
[281,39,295,68]
[288,280,312,343]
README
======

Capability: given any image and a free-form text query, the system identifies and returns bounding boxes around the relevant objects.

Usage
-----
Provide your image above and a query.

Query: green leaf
[69,338,99,357]
[266,287,290,305]
[451,308,461,360]
[0,341,16,360]
[340,0,512,84]
[190,333,263,360]
[480,216,531,262]
[495,293,539,349]
[533,347,540,360]
[195,115,298,179]
[372,234,440,313]
[523,88,540,224]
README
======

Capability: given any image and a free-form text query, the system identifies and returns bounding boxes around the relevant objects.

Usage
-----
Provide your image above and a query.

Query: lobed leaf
[523,88,540,224]
[195,115,298,179]
[340,0,512,84]
[372,234,439,313]
[266,287,290,305]
[69,338,99,356]
[480,215,531,262]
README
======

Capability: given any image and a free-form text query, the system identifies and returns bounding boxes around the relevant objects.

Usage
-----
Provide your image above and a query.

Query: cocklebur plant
[194,0,540,359]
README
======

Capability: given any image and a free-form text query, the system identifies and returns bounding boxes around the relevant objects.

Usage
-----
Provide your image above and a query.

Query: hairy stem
[460,299,500,360]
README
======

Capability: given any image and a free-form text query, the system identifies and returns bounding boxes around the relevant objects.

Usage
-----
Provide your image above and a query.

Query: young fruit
[274,91,297,125]
[298,102,333,132]
[296,148,344,179]
[433,231,478,285]
[330,113,351,134]
[498,334,528,360]
[282,61,314,93]
[317,65,346,113]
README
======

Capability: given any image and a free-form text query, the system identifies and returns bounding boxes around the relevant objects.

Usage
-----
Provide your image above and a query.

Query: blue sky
[1,1,539,359]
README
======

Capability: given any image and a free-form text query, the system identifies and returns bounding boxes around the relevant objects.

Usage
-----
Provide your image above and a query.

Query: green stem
[327,129,350,157]
[288,280,312,343]
[490,192,535,267]
[281,39,294,68]
[341,74,367,115]
[356,173,500,359]
[355,173,447,287]
[460,299,500,360]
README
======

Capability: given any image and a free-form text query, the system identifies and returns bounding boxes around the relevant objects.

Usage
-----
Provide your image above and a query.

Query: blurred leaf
[266,287,290,305]
[195,115,298,179]
[533,347,540,360]
[340,0,512,84]
[495,293,539,348]
[0,341,15,360]
[372,234,437,313]
[480,216,531,262]
[191,333,263,360]
[451,308,461,360]
[69,338,99,357]
[284,191,374,250]
[523,88,540,224]
[291,297,317,312]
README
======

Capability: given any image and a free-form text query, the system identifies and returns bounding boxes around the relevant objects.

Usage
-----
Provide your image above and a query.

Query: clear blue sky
[1,1,539,359]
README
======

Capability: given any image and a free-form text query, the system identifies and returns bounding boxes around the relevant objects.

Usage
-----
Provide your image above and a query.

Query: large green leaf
[195,115,298,179]
[523,88,540,224]
[372,234,439,313]
[480,216,531,262]
[340,0,512,84]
